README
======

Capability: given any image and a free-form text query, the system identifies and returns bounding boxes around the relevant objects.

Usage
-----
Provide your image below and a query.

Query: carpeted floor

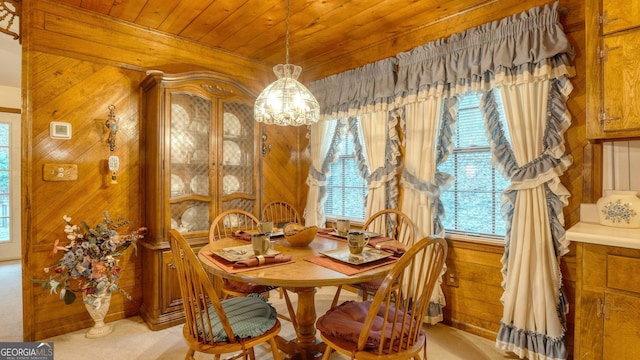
[2,259,517,359]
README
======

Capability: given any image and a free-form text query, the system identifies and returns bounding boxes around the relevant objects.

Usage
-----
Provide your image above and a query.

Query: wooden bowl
[284,225,318,247]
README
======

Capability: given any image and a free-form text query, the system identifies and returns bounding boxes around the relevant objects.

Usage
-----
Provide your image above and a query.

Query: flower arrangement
[35,211,146,309]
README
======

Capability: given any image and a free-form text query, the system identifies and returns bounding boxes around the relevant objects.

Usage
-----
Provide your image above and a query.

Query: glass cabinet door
[221,101,255,213]
[169,92,212,234]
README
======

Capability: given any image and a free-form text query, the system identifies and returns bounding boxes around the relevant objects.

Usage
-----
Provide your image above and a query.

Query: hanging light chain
[285,0,290,65]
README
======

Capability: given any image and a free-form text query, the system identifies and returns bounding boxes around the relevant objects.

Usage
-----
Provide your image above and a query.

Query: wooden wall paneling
[260,124,308,219]
[442,240,504,339]
[22,48,145,340]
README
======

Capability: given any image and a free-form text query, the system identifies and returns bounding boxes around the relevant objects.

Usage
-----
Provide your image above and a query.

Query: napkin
[231,231,252,241]
[376,245,405,257]
[317,227,334,234]
[232,254,292,268]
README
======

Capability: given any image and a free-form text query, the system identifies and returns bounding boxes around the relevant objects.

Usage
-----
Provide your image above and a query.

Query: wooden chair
[331,209,416,308]
[210,209,261,240]
[261,201,301,303]
[209,209,297,324]
[316,236,448,360]
[261,201,301,227]
[168,229,282,360]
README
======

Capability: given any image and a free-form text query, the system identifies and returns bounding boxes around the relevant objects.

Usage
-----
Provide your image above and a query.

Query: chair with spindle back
[316,236,447,360]
[331,209,416,308]
[168,229,282,360]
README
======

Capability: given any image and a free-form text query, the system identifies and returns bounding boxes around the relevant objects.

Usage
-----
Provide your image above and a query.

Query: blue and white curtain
[306,58,399,225]
[308,2,575,357]
[394,2,574,358]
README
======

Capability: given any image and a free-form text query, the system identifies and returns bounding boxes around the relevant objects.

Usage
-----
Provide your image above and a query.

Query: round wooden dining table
[198,235,398,360]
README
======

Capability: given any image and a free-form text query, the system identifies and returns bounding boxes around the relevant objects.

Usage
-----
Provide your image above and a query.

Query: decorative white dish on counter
[596,190,640,228]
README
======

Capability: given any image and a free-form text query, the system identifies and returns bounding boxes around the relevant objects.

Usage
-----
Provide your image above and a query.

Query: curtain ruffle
[350,117,370,181]
[496,322,567,360]
[387,111,402,210]
[395,1,575,104]
[309,57,397,118]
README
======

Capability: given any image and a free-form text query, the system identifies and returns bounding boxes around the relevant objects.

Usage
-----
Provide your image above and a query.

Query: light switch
[43,164,78,181]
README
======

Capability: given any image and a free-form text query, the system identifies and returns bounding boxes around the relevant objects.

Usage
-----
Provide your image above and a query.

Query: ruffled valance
[308,57,397,119]
[394,1,575,103]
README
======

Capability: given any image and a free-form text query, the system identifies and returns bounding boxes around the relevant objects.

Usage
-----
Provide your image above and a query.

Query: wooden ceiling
[54,0,576,81]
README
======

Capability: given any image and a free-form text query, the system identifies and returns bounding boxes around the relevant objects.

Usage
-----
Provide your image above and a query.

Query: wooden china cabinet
[138,71,261,329]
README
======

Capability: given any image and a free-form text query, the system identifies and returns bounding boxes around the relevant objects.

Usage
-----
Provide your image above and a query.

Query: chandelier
[254,0,319,126]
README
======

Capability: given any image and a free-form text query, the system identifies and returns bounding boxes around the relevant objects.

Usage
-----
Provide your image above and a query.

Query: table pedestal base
[278,287,326,360]
[276,336,325,360]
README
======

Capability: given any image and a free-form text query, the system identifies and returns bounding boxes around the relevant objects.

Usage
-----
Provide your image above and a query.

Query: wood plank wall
[21,1,589,356]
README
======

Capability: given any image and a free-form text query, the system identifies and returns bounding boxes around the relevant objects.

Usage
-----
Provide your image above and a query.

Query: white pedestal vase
[83,291,113,338]
[596,190,640,228]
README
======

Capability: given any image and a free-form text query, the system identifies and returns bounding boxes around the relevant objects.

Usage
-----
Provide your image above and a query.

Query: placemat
[201,250,294,274]
[316,231,393,246]
[305,255,397,276]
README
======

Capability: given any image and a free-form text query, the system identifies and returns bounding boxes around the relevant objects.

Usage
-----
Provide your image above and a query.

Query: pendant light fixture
[254,0,320,126]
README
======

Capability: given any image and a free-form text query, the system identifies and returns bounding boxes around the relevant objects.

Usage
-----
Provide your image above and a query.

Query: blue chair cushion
[198,294,277,342]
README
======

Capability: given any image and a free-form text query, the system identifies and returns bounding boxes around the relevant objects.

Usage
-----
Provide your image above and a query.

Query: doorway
[0,111,21,261]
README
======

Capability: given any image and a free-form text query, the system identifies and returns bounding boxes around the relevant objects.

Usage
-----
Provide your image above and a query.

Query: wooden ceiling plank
[178,0,250,41]
[250,0,389,63]
[287,0,496,65]
[198,0,280,48]
[134,0,182,28]
[80,0,114,15]
[236,0,353,61]
[107,0,147,22]
[56,0,81,6]
[157,0,216,34]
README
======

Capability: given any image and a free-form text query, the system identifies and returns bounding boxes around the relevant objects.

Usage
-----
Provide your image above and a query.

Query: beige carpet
[1,260,517,359]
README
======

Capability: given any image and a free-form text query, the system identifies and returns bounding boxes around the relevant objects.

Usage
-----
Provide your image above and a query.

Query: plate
[213,244,280,262]
[190,174,209,195]
[222,175,240,194]
[223,140,242,165]
[192,149,208,164]
[320,247,392,265]
[189,120,209,134]
[223,214,239,228]
[171,218,179,229]
[327,231,382,239]
[223,113,241,137]
[170,174,185,196]
[171,104,190,125]
[181,205,209,232]
[270,229,284,237]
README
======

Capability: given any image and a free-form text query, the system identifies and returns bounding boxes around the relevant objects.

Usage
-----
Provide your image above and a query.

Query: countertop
[566,204,640,250]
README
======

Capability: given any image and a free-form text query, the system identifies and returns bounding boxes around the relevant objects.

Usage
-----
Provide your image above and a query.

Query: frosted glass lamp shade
[254,64,320,126]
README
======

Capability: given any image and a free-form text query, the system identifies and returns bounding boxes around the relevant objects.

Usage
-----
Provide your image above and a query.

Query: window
[324,130,367,221]
[0,123,9,237]
[438,91,510,238]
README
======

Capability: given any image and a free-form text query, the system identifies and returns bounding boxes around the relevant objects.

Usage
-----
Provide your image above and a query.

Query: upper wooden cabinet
[138,71,260,329]
[141,71,260,244]
[600,0,640,35]
[586,0,640,139]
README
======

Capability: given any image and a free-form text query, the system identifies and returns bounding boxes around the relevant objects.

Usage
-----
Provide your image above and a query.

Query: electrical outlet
[43,163,78,181]
[445,266,459,287]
